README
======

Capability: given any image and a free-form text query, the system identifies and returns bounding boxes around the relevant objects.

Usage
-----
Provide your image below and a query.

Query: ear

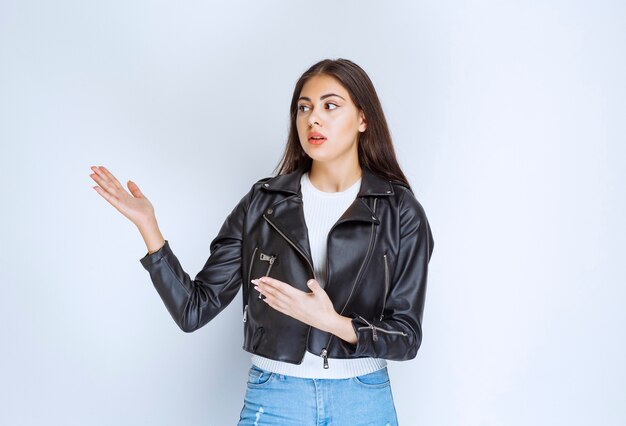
[358,110,367,133]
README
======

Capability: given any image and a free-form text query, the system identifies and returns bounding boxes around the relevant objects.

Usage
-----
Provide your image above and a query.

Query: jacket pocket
[245,247,279,314]
[379,252,390,321]
[244,246,259,323]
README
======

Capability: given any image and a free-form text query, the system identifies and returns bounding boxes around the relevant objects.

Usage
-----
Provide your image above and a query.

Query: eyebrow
[298,93,346,102]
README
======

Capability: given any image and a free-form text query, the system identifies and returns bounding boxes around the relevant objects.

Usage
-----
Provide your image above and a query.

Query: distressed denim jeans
[237,364,399,426]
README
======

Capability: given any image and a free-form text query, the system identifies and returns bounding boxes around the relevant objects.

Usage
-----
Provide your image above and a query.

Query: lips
[308,132,327,145]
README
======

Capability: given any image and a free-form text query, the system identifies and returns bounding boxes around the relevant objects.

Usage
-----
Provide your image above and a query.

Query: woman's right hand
[89,165,156,228]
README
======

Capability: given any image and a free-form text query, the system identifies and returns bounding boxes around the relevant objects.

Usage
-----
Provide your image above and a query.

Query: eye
[297,105,310,112]
[326,102,338,110]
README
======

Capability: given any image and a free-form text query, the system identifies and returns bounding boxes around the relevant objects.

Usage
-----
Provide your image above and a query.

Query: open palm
[89,165,155,227]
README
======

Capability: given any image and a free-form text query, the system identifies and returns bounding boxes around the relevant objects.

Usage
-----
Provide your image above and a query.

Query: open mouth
[308,132,327,144]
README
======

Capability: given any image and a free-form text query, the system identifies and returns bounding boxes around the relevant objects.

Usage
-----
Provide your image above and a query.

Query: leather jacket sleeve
[348,187,434,360]
[138,184,254,332]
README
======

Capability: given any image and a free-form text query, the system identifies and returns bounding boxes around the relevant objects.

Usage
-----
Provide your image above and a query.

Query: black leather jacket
[140,165,434,369]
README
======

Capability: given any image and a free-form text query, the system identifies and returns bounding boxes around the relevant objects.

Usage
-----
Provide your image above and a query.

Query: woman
[90,58,434,425]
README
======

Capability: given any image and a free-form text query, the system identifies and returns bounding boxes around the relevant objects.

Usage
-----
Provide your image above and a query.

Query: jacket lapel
[260,165,395,267]
[262,164,396,199]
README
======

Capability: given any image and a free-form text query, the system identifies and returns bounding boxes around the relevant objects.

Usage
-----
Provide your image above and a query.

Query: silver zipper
[320,347,329,369]
[258,252,277,299]
[355,314,408,341]
[380,253,389,321]
[320,197,378,368]
[263,214,315,276]
[260,252,277,275]
[244,246,258,322]
[356,325,408,340]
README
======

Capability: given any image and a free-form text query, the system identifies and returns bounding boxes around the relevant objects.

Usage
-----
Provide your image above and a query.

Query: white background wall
[1,1,624,425]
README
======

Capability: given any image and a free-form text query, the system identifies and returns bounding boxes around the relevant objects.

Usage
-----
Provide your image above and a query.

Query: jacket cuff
[350,314,389,357]
[349,314,368,356]
[139,240,170,269]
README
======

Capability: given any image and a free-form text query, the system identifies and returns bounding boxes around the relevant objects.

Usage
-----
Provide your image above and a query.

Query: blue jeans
[237,364,399,426]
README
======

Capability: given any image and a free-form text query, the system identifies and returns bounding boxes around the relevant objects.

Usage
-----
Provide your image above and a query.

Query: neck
[308,160,362,193]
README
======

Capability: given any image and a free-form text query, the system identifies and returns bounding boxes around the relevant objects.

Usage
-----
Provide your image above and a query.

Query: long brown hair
[273,58,412,190]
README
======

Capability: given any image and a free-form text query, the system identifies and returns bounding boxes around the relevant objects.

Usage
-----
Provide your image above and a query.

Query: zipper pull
[243,304,248,322]
[320,348,329,369]
[259,254,277,296]
[371,325,378,342]
[260,253,275,263]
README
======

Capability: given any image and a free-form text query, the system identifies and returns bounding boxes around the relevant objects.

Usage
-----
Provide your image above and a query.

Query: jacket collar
[261,165,395,197]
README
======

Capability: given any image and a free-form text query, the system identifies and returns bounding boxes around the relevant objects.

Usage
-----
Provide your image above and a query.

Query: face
[296,74,367,167]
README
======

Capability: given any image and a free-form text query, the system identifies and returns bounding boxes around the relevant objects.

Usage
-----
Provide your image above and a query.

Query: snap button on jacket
[140,165,434,365]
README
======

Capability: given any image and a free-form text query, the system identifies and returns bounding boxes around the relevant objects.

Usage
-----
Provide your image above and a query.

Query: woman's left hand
[252,276,338,332]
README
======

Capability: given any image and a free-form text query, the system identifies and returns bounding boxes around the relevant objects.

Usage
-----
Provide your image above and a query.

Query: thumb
[127,180,144,198]
[307,279,320,292]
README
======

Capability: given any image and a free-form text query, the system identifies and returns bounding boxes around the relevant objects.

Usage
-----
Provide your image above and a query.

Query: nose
[308,111,321,127]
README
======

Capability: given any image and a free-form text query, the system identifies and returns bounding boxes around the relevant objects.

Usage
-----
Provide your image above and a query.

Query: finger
[255,281,283,299]
[260,293,289,314]
[90,171,117,195]
[259,276,285,290]
[307,279,321,292]
[90,166,120,195]
[92,184,121,208]
[127,180,145,199]
[97,165,125,191]
[256,282,293,309]
[259,276,300,297]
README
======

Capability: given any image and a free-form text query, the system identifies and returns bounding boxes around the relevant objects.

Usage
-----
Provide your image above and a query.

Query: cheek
[296,121,308,142]
[296,114,308,129]
[332,115,357,137]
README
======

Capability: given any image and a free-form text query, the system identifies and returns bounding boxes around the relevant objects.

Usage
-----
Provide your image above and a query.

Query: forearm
[137,217,166,254]
[140,240,242,332]
[327,313,358,345]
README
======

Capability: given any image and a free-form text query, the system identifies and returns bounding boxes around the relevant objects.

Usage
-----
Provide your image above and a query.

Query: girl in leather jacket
[89,58,434,426]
